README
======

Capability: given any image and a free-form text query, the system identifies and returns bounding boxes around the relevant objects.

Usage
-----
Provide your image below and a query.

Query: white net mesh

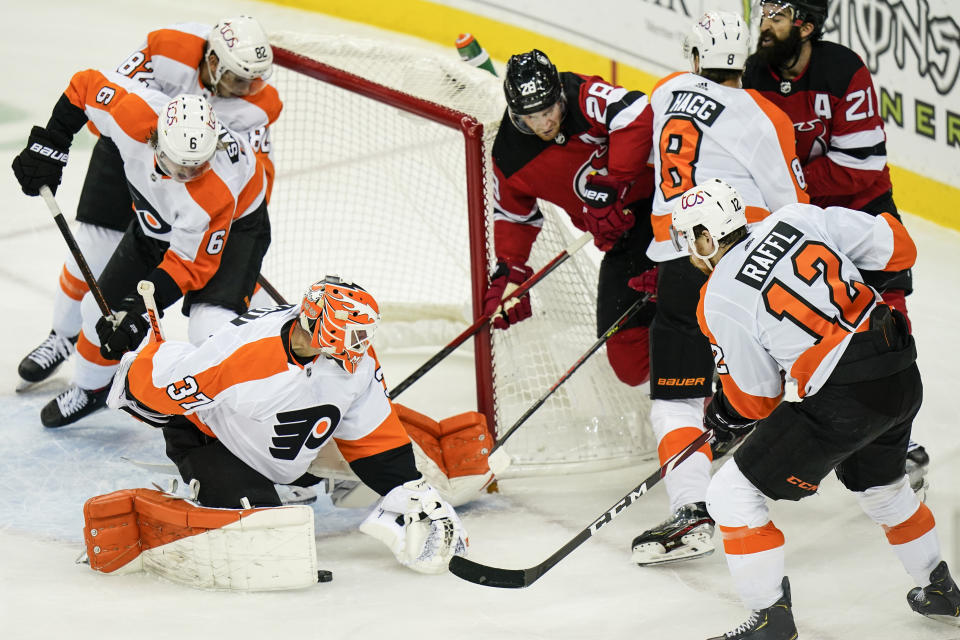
[266,32,655,475]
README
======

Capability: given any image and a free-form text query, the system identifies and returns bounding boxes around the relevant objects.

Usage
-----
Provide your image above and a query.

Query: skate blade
[15,377,38,393]
[631,532,715,566]
[921,612,960,627]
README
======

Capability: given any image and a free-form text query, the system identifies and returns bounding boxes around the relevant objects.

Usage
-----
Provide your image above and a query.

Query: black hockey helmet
[760,0,828,39]
[503,49,562,116]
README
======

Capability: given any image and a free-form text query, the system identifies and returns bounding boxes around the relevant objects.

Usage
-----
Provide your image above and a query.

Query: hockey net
[264,33,655,476]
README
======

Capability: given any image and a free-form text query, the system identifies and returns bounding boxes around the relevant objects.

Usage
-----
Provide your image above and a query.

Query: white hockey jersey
[109,22,282,189]
[116,305,411,484]
[64,69,267,294]
[697,204,916,420]
[648,72,809,261]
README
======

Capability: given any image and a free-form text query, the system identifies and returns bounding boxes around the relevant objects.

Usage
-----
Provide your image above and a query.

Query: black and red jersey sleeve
[574,76,654,183]
[803,57,888,200]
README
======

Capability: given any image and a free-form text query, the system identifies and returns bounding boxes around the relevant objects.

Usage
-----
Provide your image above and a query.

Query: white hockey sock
[651,397,710,511]
[855,476,942,586]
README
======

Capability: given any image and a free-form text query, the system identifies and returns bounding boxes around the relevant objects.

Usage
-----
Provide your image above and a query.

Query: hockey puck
[317,569,333,583]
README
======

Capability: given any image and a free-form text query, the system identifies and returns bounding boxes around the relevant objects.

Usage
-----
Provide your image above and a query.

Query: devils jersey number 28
[658,117,703,200]
[762,241,874,339]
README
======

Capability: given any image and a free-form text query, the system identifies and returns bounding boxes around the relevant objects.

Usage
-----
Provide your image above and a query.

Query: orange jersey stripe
[657,425,711,465]
[789,319,870,398]
[59,265,88,301]
[720,521,785,555]
[65,69,156,143]
[243,85,284,126]
[76,331,116,368]
[156,171,236,292]
[146,28,206,69]
[745,89,810,204]
[879,212,917,271]
[235,163,266,217]
[884,502,935,545]
[651,71,686,96]
[127,337,290,416]
[334,406,412,463]
[697,294,783,420]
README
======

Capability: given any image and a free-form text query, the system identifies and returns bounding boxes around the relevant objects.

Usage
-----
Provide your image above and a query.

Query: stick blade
[448,555,531,588]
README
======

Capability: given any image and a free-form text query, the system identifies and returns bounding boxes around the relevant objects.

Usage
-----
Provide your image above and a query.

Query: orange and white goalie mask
[299,276,380,373]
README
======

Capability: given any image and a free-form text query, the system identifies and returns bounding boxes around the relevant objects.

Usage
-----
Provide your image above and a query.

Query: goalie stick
[256,274,288,305]
[490,291,651,454]
[448,428,713,588]
[389,231,593,399]
[39,185,112,317]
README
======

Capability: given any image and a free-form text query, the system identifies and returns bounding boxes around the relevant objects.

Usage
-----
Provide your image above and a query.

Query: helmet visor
[156,150,212,183]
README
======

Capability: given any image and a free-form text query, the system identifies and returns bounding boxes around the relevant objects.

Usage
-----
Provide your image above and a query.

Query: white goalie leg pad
[410,439,503,508]
[359,478,467,574]
[84,489,318,591]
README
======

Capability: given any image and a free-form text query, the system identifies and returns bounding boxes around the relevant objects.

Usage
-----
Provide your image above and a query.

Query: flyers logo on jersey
[269,405,342,460]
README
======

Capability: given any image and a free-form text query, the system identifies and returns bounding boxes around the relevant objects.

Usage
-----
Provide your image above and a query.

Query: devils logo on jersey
[793,119,828,161]
[573,146,609,202]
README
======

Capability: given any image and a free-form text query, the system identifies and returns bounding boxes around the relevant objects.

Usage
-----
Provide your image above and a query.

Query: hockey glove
[483,261,534,330]
[627,265,659,303]
[11,126,71,196]
[704,386,758,459]
[96,299,151,361]
[582,173,633,251]
[359,478,468,574]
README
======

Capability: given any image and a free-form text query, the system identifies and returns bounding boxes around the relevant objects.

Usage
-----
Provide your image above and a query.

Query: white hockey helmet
[155,94,219,182]
[670,178,747,263]
[682,11,750,72]
[207,16,273,95]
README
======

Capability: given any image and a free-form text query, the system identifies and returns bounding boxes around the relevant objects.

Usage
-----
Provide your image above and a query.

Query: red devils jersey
[742,41,892,211]
[491,72,654,265]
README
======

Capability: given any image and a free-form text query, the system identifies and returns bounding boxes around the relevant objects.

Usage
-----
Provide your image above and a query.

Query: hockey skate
[40,384,109,428]
[17,330,77,391]
[631,501,715,566]
[708,577,798,639]
[905,441,929,496]
[907,561,960,626]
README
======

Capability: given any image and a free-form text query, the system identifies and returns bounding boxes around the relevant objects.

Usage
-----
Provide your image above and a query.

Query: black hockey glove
[11,126,71,196]
[704,386,758,459]
[96,298,151,361]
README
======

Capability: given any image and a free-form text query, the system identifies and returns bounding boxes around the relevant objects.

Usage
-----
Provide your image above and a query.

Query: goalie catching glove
[704,384,758,459]
[582,173,633,251]
[360,477,467,574]
[483,261,534,329]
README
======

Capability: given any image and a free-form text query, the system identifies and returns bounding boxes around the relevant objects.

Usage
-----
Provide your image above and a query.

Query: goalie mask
[155,94,219,182]
[682,10,750,73]
[207,16,274,97]
[299,276,380,373]
[670,178,747,264]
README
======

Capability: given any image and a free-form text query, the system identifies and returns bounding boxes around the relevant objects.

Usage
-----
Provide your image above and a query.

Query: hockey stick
[490,291,651,454]
[389,232,593,399]
[39,185,112,317]
[256,273,288,305]
[137,280,165,343]
[448,428,713,588]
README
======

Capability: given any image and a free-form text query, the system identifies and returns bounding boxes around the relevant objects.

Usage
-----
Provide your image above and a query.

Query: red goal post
[265,33,655,476]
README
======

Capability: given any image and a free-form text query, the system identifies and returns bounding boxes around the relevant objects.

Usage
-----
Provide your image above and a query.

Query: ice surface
[0,1,957,638]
